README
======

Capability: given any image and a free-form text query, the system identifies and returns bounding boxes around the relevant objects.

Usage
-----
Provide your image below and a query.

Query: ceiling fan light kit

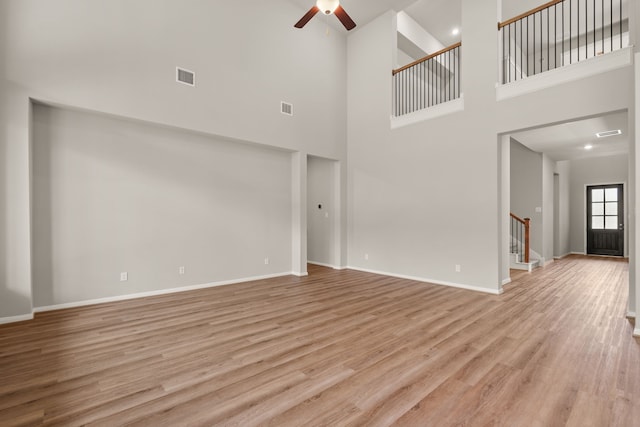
[316,0,339,14]
[294,0,356,31]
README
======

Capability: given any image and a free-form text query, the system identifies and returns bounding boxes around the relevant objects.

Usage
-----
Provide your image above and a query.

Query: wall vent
[281,101,293,116]
[176,67,195,86]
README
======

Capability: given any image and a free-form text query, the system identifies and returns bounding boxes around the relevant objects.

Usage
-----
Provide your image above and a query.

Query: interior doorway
[307,156,339,268]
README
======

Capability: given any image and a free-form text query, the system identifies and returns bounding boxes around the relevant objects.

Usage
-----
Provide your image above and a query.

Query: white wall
[348,1,503,294]
[32,104,293,307]
[568,154,629,255]
[307,156,337,267]
[510,139,543,258]
[0,0,349,319]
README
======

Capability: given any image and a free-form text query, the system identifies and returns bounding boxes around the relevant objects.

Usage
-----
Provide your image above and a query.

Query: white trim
[496,47,633,101]
[553,253,572,260]
[502,277,512,286]
[0,313,34,325]
[346,265,503,295]
[626,311,636,319]
[634,328,640,338]
[292,272,309,277]
[571,251,586,255]
[390,96,464,130]
[33,272,292,313]
[308,261,341,269]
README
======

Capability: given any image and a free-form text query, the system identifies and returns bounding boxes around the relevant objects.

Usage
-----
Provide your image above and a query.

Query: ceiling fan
[295,0,356,31]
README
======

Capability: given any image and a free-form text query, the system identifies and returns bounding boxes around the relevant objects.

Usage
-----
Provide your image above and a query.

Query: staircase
[510,213,539,272]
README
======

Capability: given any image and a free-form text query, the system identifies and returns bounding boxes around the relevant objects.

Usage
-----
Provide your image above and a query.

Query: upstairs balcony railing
[499,0,627,84]
[392,42,461,117]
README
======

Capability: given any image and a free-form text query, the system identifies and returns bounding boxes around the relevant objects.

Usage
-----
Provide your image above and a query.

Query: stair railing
[510,213,530,263]
[498,0,627,85]
[392,42,461,117]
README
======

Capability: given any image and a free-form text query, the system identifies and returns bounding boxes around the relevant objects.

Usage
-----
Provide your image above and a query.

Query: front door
[586,184,624,256]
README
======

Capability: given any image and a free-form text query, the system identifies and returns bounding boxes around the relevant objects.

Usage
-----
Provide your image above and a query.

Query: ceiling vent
[176,67,195,87]
[596,129,621,138]
[281,101,294,116]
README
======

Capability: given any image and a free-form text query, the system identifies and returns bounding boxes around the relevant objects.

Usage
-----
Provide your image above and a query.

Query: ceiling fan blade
[334,5,356,31]
[294,6,320,28]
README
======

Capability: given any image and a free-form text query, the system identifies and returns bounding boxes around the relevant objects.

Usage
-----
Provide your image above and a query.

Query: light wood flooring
[0,255,638,426]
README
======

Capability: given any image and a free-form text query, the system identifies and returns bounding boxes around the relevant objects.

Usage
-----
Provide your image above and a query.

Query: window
[590,187,618,230]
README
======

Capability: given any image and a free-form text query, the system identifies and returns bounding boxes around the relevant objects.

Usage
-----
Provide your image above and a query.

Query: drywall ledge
[391,96,464,130]
[346,265,503,295]
[0,313,34,325]
[496,46,633,101]
[33,272,293,314]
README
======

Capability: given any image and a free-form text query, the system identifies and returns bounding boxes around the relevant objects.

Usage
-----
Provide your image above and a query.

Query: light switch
[535,207,542,213]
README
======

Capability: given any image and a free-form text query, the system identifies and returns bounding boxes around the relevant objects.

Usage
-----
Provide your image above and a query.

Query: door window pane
[592,203,604,215]
[605,216,618,230]
[592,189,604,202]
[605,187,618,201]
[605,202,618,215]
[592,216,604,229]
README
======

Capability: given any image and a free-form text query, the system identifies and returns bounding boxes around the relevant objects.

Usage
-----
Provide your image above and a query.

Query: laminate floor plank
[0,255,637,426]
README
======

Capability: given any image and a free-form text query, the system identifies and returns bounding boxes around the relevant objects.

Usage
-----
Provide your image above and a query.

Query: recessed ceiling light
[452,27,460,36]
[596,129,621,138]
[584,144,593,150]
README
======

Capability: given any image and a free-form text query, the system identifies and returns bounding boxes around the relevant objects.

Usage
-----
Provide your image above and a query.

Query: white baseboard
[571,252,586,255]
[553,253,572,260]
[346,265,503,295]
[33,272,293,314]
[634,328,640,338]
[627,311,636,319]
[292,272,309,277]
[0,313,34,325]
[502,277,512,286]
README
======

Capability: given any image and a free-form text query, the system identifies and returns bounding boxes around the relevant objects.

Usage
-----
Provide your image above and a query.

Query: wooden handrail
[498,0,563,29]
[392,42,462,76]
[510,213,528,224]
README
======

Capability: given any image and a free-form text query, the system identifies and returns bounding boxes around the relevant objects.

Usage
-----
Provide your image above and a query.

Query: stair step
[511,259,540,272]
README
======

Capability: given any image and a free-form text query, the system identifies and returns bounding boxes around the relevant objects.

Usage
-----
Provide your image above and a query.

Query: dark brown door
[586,184,624,256]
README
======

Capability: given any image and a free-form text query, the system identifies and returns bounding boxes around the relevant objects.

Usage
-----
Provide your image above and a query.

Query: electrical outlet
[178,266,185,275]
[120,272,128,281]
[455,265,461,273]
[264,257,269,265]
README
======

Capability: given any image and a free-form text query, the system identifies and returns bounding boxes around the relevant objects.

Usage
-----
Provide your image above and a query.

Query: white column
[500,134,511,289]
[632,54,639,330]
[291,152,308,277]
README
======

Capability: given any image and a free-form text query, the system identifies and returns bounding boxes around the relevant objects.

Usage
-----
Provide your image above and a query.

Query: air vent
[281,101,293,116]
[596,129,621,138]
[176,67,195,86]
